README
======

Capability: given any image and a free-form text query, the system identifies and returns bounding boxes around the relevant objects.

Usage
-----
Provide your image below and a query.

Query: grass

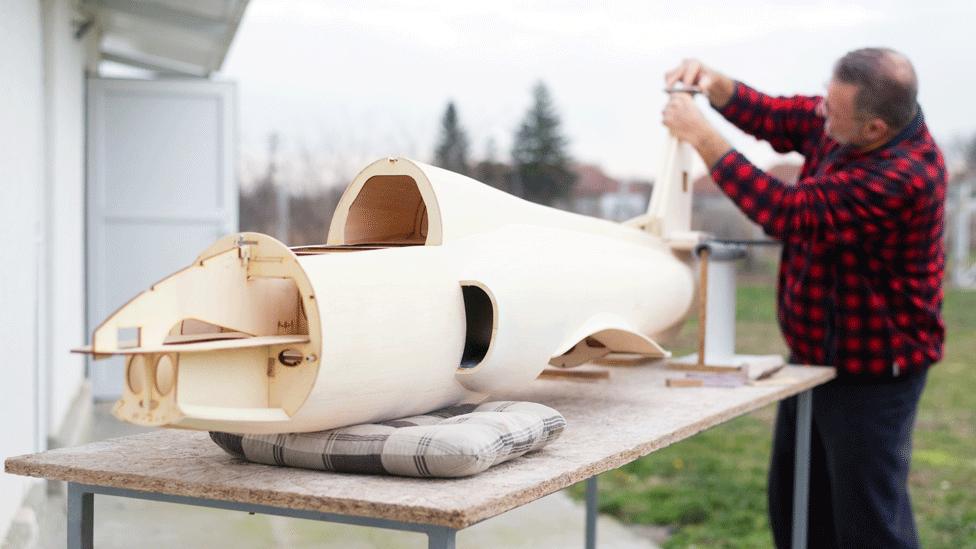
[570,285,976,548]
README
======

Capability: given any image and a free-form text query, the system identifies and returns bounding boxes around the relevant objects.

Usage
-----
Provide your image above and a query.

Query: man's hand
[662,93,710,145]
[665,59,735,109]
[662,93,732,168]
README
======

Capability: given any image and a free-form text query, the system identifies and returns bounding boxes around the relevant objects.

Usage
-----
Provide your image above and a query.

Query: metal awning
[83,0,249,77]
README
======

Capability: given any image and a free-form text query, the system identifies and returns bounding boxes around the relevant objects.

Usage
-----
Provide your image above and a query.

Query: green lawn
[570,285,976,548]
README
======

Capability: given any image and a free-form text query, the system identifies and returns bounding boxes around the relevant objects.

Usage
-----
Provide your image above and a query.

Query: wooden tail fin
[620,135,705,250]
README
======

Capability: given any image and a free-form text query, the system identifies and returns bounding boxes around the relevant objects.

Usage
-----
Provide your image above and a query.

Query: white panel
[0,0,44,542]
[102,91,223,212]
[88,78,237,400]
[103,223,221,307]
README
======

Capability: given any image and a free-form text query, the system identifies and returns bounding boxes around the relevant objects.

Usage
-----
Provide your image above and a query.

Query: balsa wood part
[82,152,701,434]
[537,368,611,381]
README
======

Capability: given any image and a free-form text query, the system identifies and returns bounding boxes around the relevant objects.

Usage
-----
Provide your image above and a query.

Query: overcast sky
[219,1,976,187]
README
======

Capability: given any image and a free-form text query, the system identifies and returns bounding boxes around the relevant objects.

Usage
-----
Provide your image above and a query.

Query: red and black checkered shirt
[710,82,946,381]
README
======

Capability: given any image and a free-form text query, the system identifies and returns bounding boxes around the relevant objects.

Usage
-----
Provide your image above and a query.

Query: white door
[87,78,237,400]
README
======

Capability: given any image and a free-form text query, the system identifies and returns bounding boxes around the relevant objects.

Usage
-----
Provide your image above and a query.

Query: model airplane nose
[75,232,322,430]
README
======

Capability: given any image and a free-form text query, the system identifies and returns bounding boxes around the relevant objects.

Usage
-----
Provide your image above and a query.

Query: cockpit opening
[344,175,428,246]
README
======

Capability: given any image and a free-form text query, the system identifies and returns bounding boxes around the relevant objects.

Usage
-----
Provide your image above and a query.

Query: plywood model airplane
[76,137,704,434]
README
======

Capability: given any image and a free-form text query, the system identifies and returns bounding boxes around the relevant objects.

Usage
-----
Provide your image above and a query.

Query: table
[5,363,833,549]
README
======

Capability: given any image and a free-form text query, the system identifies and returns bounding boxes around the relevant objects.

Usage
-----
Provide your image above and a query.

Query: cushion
[210,401,566,478]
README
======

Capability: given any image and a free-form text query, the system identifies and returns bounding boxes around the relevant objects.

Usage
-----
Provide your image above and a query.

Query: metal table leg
[791,390,812,549]
[585,475,598,549]
[427,526,457,549]
[65,482,458,549]
[67,483,94,549]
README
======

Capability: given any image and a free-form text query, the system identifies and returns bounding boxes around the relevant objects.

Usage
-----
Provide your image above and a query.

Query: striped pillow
[210,401,566,478]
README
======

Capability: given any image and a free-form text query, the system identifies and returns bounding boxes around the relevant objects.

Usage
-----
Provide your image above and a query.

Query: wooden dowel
[697,247,710,367]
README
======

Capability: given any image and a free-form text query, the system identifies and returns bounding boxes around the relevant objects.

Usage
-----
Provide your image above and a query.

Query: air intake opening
[345,175,428,245]
[460,283,495,368]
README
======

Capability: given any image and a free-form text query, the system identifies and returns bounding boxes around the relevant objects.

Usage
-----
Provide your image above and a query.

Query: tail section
[626,135,704,250]
[646,135,693,236]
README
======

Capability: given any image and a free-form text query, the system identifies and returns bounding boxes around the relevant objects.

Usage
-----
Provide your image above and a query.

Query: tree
[511,82,576,206]
[473,137,514,194]
[434,101,470,175]
[239,132,282,238]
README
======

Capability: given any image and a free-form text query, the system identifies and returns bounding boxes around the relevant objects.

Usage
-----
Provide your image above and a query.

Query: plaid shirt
[710,82,946,381]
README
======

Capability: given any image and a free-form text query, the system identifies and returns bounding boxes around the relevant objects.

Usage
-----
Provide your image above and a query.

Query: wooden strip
[666,377,703,388]
[667,362,748,375]
[72,335,310,356]
[538,368,610,381]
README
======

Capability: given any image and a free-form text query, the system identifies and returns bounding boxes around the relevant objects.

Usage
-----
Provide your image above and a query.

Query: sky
[218,1,976,188]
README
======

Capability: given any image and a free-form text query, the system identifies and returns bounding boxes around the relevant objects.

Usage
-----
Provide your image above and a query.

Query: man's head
[816,47,918,149]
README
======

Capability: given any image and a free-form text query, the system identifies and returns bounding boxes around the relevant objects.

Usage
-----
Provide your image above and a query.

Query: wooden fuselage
[82,158,696,434]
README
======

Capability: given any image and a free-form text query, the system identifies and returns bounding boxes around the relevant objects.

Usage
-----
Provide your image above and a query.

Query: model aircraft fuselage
[78,149,700,434]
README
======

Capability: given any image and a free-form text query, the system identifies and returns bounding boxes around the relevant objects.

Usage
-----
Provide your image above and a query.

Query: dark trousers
[768,372,927,549]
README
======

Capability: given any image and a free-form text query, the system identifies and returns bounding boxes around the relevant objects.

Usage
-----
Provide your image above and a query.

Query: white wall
[40,0,90,437]
[0,1,45,542]
[0,0,92,542]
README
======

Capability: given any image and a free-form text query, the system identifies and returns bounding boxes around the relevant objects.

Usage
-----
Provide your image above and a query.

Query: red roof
[573,163,621,196]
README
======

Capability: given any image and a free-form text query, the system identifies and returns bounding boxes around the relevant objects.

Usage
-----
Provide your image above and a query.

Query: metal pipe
[791,390,813,549]
[585,476,598,549]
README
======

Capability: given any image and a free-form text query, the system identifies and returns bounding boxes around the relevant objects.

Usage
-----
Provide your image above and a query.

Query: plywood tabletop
[5,363,833,529]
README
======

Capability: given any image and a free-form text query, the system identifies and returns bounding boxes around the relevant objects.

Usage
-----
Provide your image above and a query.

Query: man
[661,48,945,548]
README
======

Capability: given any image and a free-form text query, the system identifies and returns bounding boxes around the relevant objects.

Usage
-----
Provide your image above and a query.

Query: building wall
[41,0,90,437]
[0,0,92,541]
[0,2,46,542]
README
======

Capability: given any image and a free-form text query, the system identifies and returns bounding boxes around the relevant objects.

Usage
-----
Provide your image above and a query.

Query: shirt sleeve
[718,82,825,156]
[710,150,910,244]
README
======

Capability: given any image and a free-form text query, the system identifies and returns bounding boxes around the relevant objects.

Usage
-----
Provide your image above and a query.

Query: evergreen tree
[511,82,576,206]
[434,101,470,175]
[473,137,514,194]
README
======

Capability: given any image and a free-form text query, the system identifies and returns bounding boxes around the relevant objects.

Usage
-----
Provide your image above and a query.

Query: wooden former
[77,146,705,434]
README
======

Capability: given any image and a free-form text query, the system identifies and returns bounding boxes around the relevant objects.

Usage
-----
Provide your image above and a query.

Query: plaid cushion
[210,401,566,478]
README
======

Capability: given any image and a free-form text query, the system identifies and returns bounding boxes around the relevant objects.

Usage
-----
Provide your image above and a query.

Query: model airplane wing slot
[290,242,418,255]
[459,281,498,369]
[549,318,669,368]
[344,175,429,245]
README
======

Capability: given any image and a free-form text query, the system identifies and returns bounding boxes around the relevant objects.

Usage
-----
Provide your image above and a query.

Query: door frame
[86,77,238,399]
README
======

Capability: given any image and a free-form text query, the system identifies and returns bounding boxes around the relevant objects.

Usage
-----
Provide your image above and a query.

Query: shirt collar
[845,106,924,160]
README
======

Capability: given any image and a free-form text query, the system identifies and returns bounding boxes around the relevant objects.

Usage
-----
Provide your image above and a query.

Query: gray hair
[833,47,918,130]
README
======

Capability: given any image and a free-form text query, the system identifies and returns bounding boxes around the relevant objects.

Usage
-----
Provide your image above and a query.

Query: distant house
[572,163,652,221]
[1,0,248,542]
